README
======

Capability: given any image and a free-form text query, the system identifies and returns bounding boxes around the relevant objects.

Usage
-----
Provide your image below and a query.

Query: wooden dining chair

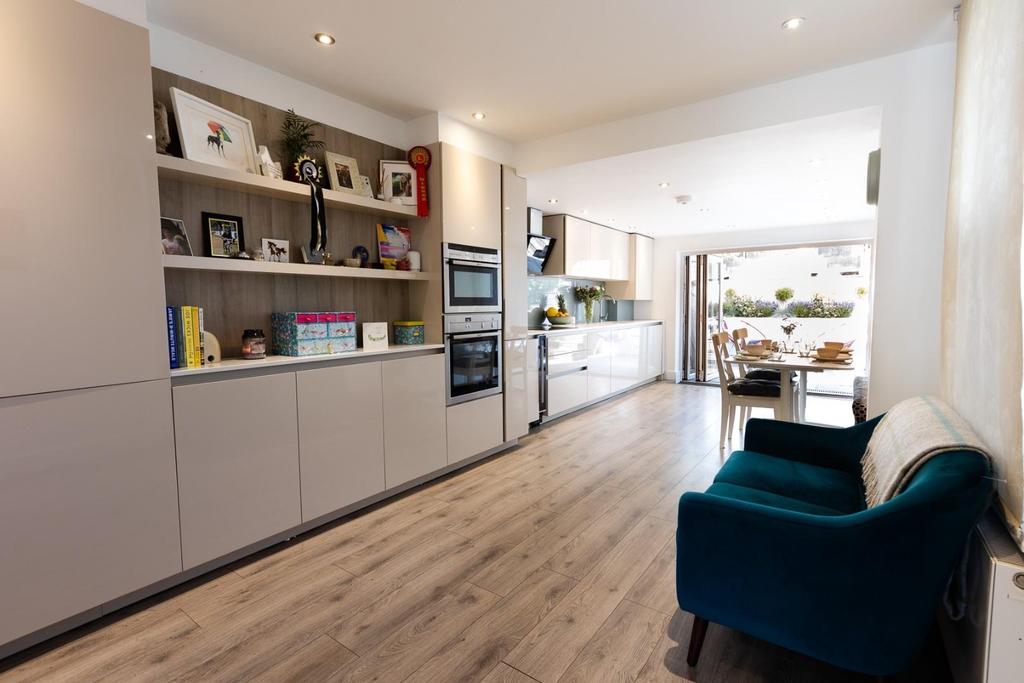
[710,332,792,451]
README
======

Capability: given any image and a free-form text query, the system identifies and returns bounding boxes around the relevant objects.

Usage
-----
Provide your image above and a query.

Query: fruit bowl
[547,315,573,325]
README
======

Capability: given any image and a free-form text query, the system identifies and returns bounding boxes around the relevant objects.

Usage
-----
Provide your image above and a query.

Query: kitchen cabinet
[296,362,386,522]
[541,214,629,281]
[606,234,655,300]
[0,380,181,646]
[548,367,589,416]
[173,373,301,569]
[587,331,613,401]
[382,353,447,487]
[503,338,531,441]
[502,166,529,338]
[0,1,169,398]
[645,324,664,380]
[441,142,502,250]
[610,327,645,392]
[447,394,504,463]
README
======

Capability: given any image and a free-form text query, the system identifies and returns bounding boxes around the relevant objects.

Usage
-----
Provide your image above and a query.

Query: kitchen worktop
[527,319,662,338]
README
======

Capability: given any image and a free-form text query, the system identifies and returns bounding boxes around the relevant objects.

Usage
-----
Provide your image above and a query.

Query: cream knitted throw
[861,396,990,507]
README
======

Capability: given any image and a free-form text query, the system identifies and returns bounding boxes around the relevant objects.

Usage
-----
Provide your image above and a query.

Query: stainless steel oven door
[445,330,502,405]
[443,259,502,313]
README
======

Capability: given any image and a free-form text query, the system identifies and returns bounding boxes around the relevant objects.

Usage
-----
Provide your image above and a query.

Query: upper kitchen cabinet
[541,214,629,281]
[440,142,502,250]
[0,1,169,398]
[502,166,529,338]
[606,233,655,300]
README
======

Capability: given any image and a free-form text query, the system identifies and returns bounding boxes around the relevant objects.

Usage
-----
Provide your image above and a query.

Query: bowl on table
[742,343,769,358]
[814,346,850,360]
[547,315,573,326]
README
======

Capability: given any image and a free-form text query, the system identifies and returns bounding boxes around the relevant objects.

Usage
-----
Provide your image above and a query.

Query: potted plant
[280,108,325,181]
[573,285,604,324]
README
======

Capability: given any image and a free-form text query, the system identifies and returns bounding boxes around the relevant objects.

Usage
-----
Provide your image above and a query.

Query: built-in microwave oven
[442,243,501,314]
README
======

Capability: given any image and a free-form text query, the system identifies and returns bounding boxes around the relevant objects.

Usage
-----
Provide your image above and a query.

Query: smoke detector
[675,194,693,205]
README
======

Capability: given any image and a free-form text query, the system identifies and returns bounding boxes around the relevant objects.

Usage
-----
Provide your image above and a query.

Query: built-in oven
[442,243,501,314]
[444,313,502,406]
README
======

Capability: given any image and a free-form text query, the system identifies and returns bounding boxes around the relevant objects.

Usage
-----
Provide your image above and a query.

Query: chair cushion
[711,450,866,514]
[745,368,796,383]
[727,379,781,397]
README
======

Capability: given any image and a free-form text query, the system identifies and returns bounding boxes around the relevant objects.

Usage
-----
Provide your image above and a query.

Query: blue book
[166,306,179,369]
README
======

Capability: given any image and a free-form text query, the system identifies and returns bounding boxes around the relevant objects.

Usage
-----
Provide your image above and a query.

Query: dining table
[722,351,856,423]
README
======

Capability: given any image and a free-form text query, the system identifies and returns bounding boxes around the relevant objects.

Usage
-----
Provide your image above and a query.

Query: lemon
[546,307,560,317]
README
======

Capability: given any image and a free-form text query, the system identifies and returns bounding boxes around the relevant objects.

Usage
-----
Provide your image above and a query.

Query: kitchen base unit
[535,321,663,423]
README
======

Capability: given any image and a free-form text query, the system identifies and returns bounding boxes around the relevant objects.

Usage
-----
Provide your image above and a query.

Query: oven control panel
[444,313,502,334]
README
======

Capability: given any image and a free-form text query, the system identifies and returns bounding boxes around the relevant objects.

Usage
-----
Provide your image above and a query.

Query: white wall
[610,44,957,414]
[148,26,410,149]
[74,0,145,26]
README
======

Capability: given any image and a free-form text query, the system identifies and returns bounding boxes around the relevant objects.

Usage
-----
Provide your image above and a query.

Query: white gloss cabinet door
[0,380,181,646]
[296,362,386,522]
[174,374,301,570]
[634,235,655,300]
[563,216,592,278]
[645,325,664,380]
[587,331,613,400]
[547,369,589,416]
[382,354,447,487]
[447,394,504,463]
[0,2,169,398]
[503,339,530,441]
[611,327,644,392]
[441,143,502,249]
[502,167,529,338]
[608,229,631,282]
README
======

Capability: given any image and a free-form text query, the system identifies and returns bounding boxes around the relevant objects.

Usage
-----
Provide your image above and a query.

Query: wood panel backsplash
[153,67,421,357]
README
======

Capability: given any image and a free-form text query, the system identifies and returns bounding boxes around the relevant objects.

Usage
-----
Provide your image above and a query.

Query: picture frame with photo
[201,212,245,258]
[261,238,290,263]
[159,217,193,256]
[380,160,417,205]
[169,87,259,174]
[324,152,362,195]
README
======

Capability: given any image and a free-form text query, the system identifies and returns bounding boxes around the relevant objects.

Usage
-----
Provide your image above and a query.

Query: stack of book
[166,305,206,369]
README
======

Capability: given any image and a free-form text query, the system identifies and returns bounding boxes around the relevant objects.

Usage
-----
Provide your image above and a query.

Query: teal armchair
[676,417,991,677]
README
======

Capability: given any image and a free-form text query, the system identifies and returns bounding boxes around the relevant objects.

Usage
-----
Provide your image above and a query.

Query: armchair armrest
[742,415,883,474]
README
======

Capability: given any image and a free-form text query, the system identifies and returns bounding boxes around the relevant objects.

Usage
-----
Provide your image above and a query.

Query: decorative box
[272,311,357,356]
[394,320,425,345]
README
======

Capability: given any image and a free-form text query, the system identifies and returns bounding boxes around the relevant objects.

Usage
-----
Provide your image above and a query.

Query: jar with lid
[241,329,266,359]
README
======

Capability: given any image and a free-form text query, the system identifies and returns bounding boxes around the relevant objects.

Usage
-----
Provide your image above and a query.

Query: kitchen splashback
[527,276,634,327]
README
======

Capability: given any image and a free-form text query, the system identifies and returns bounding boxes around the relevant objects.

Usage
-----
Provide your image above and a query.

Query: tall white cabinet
[0,1,181,652]
[440,142,502,249]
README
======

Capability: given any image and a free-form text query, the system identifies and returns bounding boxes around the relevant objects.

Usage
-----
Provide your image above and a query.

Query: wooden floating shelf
[162,254,435,281]
[155,155,421,220]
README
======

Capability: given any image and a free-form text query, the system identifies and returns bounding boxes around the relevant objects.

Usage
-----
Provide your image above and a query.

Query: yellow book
[190,306,201,369]
[182,306,196,368]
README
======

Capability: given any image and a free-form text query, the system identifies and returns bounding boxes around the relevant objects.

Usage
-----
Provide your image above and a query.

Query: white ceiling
[525,108,881,237]
[146,0,954,142]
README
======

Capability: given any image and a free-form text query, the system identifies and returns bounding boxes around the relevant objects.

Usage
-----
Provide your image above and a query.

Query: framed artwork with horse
[169,87,258,174]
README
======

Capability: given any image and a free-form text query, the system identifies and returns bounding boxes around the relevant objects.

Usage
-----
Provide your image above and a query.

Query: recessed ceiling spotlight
[781,17,805,30]
[471,112,487,121]
[698,208,711,214]
[547,198,558,204]
[145,133,154,140]
[658,181,670,188]
[313,32,336,45]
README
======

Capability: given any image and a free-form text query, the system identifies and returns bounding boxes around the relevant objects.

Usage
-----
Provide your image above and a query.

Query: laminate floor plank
[250,634,356,683]
[558,599,669,683]
[406,568,576,683]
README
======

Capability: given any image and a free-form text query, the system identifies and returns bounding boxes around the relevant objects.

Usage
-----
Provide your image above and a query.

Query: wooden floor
[0,383,950,682]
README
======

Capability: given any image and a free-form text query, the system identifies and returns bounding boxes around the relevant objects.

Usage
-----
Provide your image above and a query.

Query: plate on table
[811,353,853,364]
[736,353,774,361]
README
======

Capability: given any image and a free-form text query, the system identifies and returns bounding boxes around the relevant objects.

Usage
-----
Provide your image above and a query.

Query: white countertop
[527,319,663,337]
[170,343,444,377]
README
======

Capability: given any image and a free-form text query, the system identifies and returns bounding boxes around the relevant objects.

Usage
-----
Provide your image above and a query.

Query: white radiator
[940,512,1024,683]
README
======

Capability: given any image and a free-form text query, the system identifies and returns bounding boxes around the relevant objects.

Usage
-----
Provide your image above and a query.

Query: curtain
[941,0,1024,548]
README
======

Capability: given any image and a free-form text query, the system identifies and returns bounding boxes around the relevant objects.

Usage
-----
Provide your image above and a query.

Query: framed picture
[159,217,192,256]
[324,152,362,195]
[380,160,417,205]
[261,238,289,263]
[201,212,245,258]
[359,175,374,197]
[362,322,389,351]
[169,87,259,174]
